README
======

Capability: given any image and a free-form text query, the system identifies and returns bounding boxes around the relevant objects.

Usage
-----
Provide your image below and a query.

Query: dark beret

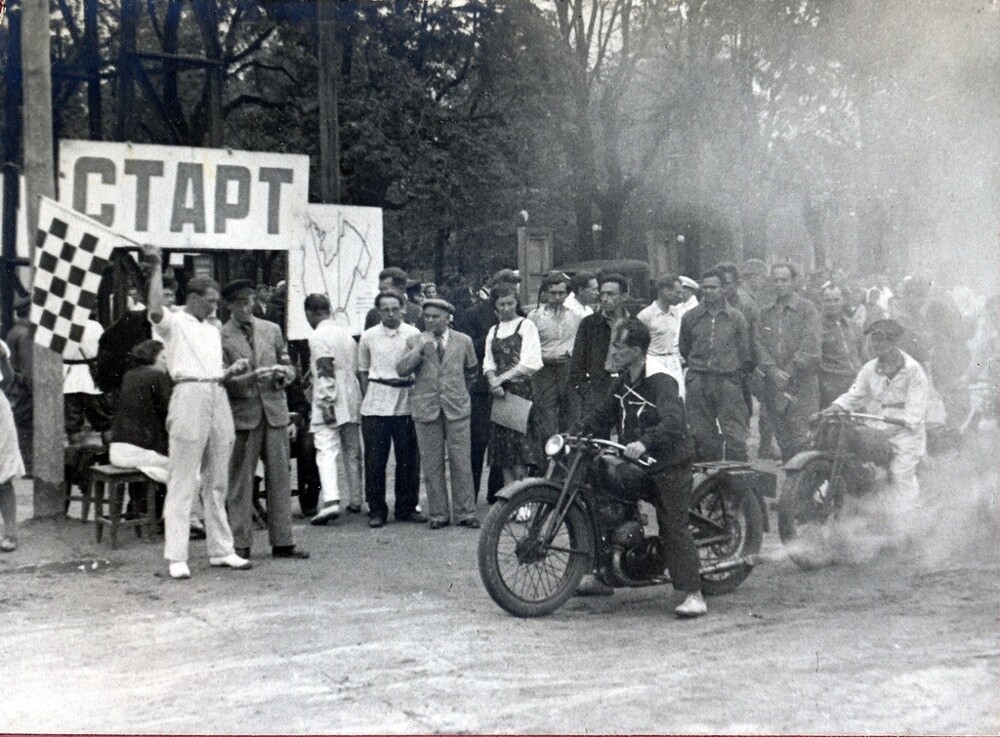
[221,279,256,302]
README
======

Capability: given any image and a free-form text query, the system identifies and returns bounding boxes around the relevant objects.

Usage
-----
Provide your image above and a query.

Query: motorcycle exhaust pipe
[700,556,755,575]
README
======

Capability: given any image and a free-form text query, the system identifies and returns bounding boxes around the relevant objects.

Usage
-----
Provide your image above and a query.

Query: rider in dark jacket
[575,318,705,618]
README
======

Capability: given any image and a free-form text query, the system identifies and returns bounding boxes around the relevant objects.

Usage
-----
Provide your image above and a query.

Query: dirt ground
[1,449,997,735]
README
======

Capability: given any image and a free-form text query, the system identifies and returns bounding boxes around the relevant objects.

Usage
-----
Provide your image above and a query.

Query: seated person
[108,339,172,485]
[574,318,705,618]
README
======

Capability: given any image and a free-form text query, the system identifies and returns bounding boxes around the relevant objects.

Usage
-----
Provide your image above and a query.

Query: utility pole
[21,0,64,516]
[317,0,341,204]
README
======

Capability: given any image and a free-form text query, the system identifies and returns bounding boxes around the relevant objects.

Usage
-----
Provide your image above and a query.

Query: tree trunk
[317,0,341,204]
[116,0,137,141]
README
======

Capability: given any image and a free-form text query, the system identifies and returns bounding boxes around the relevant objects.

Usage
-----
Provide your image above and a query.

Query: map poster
[286,203,383,339]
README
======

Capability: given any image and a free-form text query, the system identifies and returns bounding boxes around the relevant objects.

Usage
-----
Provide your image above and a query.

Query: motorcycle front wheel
[777,458,840,570]
[478,483,593,618]
[689,480,763,595]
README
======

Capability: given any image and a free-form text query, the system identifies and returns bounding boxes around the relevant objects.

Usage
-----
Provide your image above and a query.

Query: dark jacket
[94,309,153,393]
[577,362,694,472]
[110,365,172,455]
[569,310,627,391]
[679,302,752,375]
[820,315,862,378]
[221,317,292,430]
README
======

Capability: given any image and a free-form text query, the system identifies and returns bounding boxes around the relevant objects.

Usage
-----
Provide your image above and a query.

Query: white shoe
[209,553,252,570]
[674,592,707,618]
[310,501,341,526]
[168,561,191,579]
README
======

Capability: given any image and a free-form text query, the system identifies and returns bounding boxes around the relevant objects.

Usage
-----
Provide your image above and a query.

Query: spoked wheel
[689,480,763,595]
[778,458,841,569]
[477,484,593,618]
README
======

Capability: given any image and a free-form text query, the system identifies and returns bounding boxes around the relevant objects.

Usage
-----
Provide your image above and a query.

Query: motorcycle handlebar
[560,435,657,467]
[816,411,907,428]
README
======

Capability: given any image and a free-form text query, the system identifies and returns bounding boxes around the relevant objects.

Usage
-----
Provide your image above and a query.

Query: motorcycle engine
[619,536,665,581]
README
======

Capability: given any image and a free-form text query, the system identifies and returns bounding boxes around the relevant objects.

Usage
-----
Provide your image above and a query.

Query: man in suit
[221,280,309,561]
[396,299,480,529]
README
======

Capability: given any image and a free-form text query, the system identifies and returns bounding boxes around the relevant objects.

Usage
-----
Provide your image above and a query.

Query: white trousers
[163,383,236,562]
[314,422,363,509]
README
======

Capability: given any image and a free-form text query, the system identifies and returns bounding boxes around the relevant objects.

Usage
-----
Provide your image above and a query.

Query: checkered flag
[30,196,131,357]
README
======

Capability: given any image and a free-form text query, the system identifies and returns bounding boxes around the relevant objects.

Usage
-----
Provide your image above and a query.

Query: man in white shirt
[637,273,686,396]
[358,289,427,528]
[822,318,928,522]
[528,272,583,443]
[144,244,253,580]
[565,271,598,317]
[304,294,364,525]
[63,316,111,444]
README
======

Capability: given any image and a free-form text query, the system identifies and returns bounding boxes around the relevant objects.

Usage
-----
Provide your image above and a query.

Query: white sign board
[287,204,383,339]
[58,140,308,251]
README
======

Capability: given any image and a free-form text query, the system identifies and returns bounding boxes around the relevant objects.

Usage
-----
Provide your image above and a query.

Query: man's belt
[542,355,570,366]
[174,377,223,385]
[64,358,94,365]
[369,377,415,388]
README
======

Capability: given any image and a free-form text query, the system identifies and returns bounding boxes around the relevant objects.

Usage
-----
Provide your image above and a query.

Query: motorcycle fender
[694,473,771,533]
[493,477,562,501]
[781,450,832,473]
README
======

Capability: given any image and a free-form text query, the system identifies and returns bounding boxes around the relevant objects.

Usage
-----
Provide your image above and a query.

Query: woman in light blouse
[483,283,544,486]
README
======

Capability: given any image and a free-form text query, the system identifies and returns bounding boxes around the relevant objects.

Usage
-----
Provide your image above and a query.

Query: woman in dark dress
[108,339,172,484]
[483,284,543,485]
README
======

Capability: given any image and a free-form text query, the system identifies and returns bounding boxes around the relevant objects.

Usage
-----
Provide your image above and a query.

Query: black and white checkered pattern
[30,197,119,357]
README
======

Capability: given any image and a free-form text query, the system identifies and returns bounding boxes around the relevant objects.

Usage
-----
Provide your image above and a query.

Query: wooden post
[84,0,102,140]
[22,0,64,516]
[317,0,341,204]
[116,0,136,141]
[516,227,554,309]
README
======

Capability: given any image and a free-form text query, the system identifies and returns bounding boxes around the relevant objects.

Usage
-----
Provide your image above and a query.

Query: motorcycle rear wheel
[478,484,593,618]
[777,458,839,570]
[690,480,763,595]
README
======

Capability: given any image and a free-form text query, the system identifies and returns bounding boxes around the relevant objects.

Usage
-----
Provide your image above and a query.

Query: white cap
[679,276,699,290]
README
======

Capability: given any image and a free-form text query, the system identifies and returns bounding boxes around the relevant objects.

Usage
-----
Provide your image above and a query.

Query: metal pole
[21,0,64,516]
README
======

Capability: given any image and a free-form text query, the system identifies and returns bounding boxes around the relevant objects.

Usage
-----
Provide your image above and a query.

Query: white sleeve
[516,320,544,373]
[832,363,869,411]
[483,325,498,373]
[151,305,173,341]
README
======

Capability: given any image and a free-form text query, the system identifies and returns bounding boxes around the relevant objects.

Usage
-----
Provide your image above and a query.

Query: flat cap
[422,298,455,315]
[221,278,256,302]
[490,268,521,285]
[679,276,700,290]
[864,318,904,340]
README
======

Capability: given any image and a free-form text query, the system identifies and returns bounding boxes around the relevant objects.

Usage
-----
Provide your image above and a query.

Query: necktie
[436,336,445,361]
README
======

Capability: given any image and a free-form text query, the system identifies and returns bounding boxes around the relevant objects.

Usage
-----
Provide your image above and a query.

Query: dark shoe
[457,517,480,529]
[189,523,207,540]
[429,519,450,530]
[272,545,310,559]
[368,516,386,529]
[346,503,363,514]
[575,575,615,597]
[234,547,251,560]
[396,512,428,523]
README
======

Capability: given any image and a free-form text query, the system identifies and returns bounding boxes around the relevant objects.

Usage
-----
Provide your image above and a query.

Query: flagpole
[22,0,64,516]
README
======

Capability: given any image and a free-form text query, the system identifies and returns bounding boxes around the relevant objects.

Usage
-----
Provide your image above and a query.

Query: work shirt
[358,322,421,416]
[578,357,694,472]
[832,351,928,429]
[564,293,593,318]
[637,301,682,358]
[527,305,582,363]
[820,315,862,378]
[756,294,822,378]
[151,308,225,381]
[678,303,751,375]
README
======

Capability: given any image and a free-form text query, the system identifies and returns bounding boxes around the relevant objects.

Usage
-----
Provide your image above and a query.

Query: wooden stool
[89,465,160,549]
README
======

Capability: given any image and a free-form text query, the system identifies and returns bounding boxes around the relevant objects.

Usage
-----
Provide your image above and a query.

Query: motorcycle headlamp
[544,434,566,457]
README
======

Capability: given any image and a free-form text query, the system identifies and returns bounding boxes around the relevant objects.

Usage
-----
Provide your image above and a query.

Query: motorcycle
[778,411,906,569]
[477,434,774,618]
